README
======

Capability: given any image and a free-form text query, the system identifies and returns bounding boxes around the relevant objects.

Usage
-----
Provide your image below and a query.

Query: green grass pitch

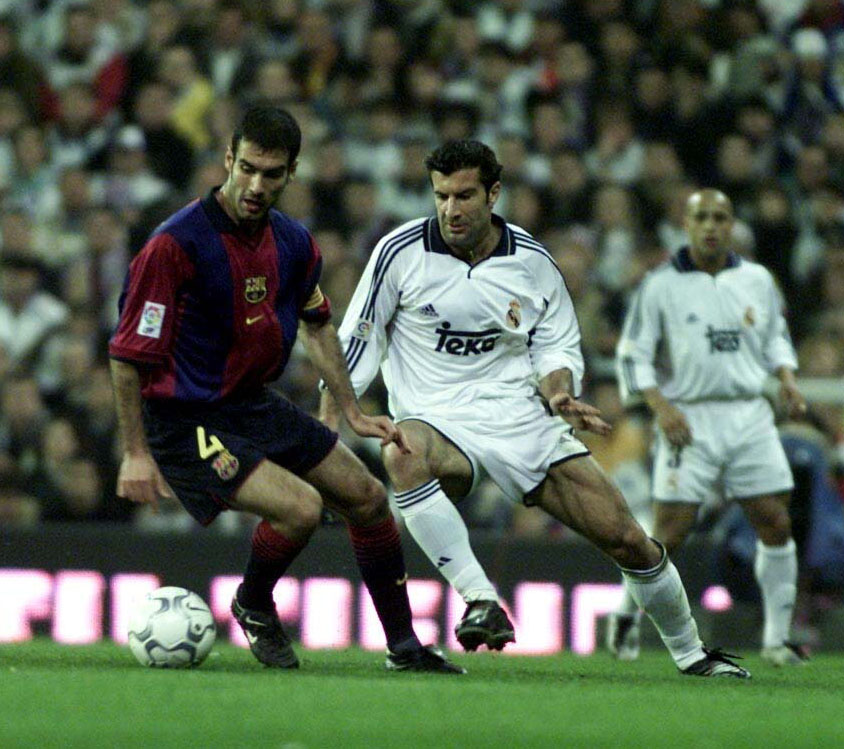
[2,641,843,748]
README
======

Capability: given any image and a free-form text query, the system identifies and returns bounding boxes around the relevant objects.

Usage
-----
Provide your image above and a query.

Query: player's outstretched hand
[549,393,612,435]
[347,412,411,454]
[117,452,176,513]
[780,381,808,420]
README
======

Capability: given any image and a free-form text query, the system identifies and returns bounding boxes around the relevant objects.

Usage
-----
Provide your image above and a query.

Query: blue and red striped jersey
[109,189,332,402]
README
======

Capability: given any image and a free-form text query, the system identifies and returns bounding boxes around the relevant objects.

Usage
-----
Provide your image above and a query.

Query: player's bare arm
[318,387,342,432]
[539,368,611,435]
[775,366,807,419]
[109,358,175,511]
[642,386,692,446]
[300,318,410,453]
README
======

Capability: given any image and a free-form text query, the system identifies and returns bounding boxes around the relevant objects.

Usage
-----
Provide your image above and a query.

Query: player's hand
[117,452,176,513]
[655,403,692,447]
[548,393,612,435]
[347,412,411,454]
[780,381,808,420]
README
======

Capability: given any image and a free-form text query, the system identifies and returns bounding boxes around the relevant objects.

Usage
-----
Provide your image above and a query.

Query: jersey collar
[201,187,271,237]
[672,246,741,273]
[425,214,513,259]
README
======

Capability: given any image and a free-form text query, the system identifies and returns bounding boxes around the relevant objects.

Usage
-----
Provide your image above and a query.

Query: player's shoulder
[730,255,774,283]
[375,217,429,249]
[268,207,313,252]
[635,255,678,295]
[508,222,557,268]
[149,198,204,243]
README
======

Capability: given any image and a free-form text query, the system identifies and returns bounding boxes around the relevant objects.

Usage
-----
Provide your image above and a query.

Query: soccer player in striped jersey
[610,188,808,667]
[109,104,463,674]
[322,140,749,677]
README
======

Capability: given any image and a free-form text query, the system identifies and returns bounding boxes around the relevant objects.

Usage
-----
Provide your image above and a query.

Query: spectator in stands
[131,80,195,189]
[96,125,171,225]
[43,3,128,119]
[47,82,112,172]
[0,13,48,121]
[157,44,214,152]
[0,255,68,378]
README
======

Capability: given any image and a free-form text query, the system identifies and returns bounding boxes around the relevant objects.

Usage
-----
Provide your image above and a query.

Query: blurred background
[1,0,843,648]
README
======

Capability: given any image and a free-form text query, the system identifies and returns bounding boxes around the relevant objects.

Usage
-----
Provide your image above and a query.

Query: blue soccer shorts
[143,389,338,525]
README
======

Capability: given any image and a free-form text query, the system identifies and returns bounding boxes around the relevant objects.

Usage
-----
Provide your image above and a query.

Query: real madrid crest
[506,300,522,329]
[245,276,267,303]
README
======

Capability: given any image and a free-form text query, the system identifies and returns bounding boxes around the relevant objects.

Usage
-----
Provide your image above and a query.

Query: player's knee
[383,442,426,486]
[757,510,792,546]
[286,485,323,534]
[605,521,656,568]
[347,475,389,525]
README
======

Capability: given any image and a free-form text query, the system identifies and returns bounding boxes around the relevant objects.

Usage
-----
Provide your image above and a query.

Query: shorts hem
[523,449,591,506]
[295,431,340,475]
[396,416,476,495]
[732,486,794,501]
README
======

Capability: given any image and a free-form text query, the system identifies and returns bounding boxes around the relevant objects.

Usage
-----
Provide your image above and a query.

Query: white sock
[616,586,642,619]
[754,538,797,648]
[621,548,704,670]
[394,479,498,603]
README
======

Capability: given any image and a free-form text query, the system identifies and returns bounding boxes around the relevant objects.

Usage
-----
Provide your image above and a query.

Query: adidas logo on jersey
[419,303,439,318]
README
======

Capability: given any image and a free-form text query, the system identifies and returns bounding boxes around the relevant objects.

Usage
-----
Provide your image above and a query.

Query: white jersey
[616,247,798,404]
[337,216,585,421]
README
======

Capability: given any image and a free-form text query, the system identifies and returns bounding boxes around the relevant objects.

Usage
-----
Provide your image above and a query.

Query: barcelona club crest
[506,300,522,329]
[212,450,240,481]
[245,276,267,303]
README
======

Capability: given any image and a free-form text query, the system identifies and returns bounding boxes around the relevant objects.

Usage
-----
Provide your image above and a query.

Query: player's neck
[215,188,264,234]
[688,246,728,275]
[454,224,501,264]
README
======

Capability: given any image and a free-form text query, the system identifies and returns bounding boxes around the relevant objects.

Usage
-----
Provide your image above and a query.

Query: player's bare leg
[531,456,749,677]
[228,460,324,668]
[741,492,806,666]
[306,439,465,673]
[652,502,699,556]
[382,421,514,651]
[605,502,698,662]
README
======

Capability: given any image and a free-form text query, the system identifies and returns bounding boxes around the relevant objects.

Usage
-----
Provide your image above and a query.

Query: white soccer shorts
[399,395,590,503]
[651,397,794,505]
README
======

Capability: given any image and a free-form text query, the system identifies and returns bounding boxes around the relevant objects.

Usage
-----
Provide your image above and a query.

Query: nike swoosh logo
[395,573,408,586]
[246,315,264,326]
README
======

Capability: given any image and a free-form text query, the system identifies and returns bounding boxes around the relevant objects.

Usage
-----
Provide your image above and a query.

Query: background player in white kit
[322,141,749,677]
[608,189,808,667]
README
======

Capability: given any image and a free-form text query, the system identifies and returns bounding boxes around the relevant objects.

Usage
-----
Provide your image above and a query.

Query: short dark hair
[424,140,503,193]
[230,103,302,163]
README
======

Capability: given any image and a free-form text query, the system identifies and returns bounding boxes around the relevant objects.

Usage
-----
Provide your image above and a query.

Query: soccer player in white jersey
[609,188,808,667]
[321,141,749,677]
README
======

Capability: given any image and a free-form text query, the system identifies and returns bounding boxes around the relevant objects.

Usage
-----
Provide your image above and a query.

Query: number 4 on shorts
[196,426,226,459]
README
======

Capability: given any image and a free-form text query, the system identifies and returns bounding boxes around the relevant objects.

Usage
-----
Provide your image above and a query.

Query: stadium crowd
[0,0,842,614]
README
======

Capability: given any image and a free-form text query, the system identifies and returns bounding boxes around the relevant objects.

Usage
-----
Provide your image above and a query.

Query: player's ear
[224,146,234,173]
[288,159,298,180]
[488,181,501,208]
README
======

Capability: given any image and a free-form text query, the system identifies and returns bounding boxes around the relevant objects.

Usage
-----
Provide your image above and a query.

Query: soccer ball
[128,586,216,668]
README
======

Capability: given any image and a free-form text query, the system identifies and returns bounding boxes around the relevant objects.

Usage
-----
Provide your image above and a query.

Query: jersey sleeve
[529,260,586,397]
[616,273,662,403]
[335,234,402,397]
[108,234,194,365]
[298,234,332,323]
[762,272,798,373]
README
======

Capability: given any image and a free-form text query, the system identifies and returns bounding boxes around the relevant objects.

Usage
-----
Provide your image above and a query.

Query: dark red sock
[348,516,420,652]
[240,521,306,612]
